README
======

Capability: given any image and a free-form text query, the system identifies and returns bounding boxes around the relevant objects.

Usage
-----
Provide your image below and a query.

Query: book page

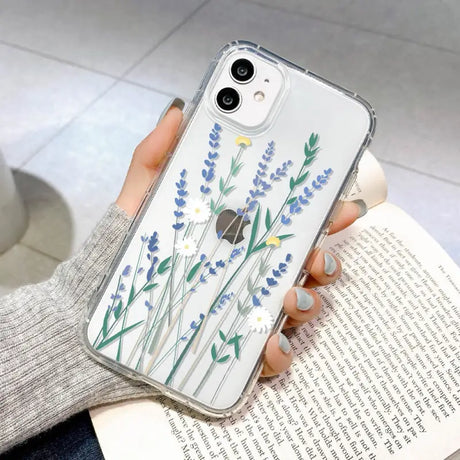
[91,203,459,460]
[346,150,388,208]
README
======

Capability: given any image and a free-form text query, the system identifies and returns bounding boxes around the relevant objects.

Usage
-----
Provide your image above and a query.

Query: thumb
[116,104,183,216]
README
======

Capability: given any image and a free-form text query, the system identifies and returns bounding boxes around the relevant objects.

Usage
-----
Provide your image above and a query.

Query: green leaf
[304,146,319,165]
[228,333,243,359]
[102,307,111,337]
[286,197,297,205]
[247,205,260,255]
[219,329,226,342]
[251,234,294,253]
[232,162,243,176]
[289,177,296,190]
[219,177,225,193]
[186,261,202,282]
[96,321,144,350]
[223,185,235,196]
[247,276,254,295]
[296,171,309,186]
[214,204,225,215]
[259,259,270,277]
[113,301,122,320]
[211,343,217,361]
[265,209,271,231]
[128,285,135,304]
[237,300,251,316]
[157,256,172,275]
[217,354,230,363]
[309,132,319,148]
[278,233,294,241]
[143,283,158,292]
[210,198,216,213]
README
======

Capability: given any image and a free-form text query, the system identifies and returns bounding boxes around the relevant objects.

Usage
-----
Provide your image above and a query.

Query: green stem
[176,253,264,391]
[211,330,252,404]
[192,250,271,396]
[92,275,122,347]
[116,244,145,361]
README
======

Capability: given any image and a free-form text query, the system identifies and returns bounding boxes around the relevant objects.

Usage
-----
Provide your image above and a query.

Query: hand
[117,104,364,378]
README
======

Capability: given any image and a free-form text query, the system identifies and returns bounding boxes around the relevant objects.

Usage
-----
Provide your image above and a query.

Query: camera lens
[231,58,255,83]
[216,87,241,112]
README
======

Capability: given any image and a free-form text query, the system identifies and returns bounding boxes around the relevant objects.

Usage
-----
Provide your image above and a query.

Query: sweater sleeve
[0,204,159,454]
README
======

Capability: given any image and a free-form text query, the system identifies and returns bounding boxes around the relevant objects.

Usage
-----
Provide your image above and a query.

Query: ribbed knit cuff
[0,204,159,454]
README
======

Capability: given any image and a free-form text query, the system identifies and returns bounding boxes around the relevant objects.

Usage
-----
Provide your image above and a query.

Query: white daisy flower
[184,198,211,224]
[248,307,274,334]
[175,237,197,257]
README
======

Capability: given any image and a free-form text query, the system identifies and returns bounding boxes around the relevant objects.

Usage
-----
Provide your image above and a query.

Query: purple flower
[148,232,159,253]
[173,170,188,230]
[201,124,221,195]
[282,169,334,226]
[229,246,245,262]
[145,300,154,311]
[111,293,121,300]
[281,215,291,225]
[121,265,131,277]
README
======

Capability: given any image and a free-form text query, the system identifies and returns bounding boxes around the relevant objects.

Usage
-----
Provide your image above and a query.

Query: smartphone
[83,41,375,416]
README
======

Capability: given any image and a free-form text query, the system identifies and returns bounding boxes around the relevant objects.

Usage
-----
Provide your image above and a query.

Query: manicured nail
[324,253,337,276]
[352,199,368,218]
[156,97,185,126]
[278,333,291,354]
[295,287,314,311]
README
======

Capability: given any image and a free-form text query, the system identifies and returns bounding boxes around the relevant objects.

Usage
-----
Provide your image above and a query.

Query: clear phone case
[83,41,376,416]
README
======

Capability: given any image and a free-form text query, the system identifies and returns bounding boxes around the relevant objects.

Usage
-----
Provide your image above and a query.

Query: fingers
[116,105,183,216]
[329,200,367,234]
[303,248,342,288]
[282,286,321,328]
[261,333,293,377]
[300,200,366,288]
[132,105,183,169]
[260,200,368,379]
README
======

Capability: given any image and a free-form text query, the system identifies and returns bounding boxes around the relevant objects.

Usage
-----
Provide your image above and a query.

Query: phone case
[83,41,376,416]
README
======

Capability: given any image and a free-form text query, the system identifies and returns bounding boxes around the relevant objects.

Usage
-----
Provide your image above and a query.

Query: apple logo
[215,209,250,244]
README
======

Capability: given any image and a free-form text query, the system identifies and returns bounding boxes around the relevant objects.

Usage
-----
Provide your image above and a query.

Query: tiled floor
[1,0,459,294]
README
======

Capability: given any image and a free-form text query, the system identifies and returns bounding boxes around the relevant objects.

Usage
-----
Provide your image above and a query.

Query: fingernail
[352,199,368,218]
[295,287,314,311]
[324,253,337,276]
[278,333,291,354]
[157,97,185,126]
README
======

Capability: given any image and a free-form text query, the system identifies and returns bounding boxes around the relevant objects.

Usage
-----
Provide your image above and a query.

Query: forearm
[0,204,157,453]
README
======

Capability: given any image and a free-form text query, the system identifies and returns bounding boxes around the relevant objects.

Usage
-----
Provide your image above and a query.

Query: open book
[90,152,460,460]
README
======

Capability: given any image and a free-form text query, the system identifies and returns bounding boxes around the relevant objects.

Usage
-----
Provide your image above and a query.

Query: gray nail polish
[278,333,291,354]
[295,287,314,311]
[324,253,337,276]
[156,97,185,126]
[352,199,368,218]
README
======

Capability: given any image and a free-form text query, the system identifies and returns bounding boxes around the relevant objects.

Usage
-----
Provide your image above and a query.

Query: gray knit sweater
[0,204,159,453]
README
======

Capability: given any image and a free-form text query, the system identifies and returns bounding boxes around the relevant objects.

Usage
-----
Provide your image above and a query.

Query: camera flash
[254,91,265,102]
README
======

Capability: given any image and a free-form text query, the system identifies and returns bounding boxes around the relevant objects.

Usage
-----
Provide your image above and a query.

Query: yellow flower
[265,236,280,248]
[235,136,251,148]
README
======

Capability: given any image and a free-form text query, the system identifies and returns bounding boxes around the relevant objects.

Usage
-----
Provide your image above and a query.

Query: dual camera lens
[216,58,255,112]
